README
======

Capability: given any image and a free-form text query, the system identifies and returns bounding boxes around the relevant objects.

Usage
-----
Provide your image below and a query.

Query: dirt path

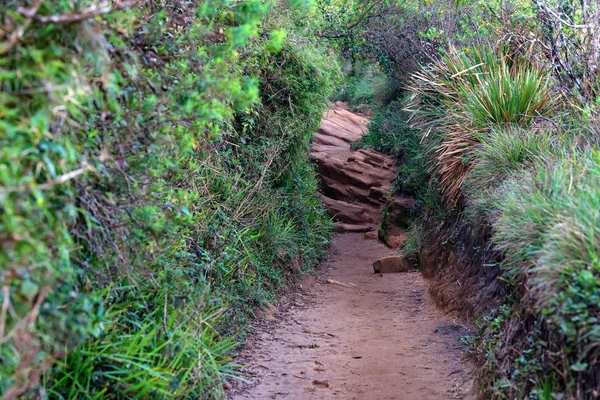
[231,234,473,399]
[230,103,473,399]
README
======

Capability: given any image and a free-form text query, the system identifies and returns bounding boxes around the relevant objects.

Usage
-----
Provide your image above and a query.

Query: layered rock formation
[310,102,398,235]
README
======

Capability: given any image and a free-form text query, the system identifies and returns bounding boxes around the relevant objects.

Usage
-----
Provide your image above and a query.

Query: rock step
[311,103,401,231]
[335,223,375,233]
[318,120,363,142]
[348,149,396,170]
[326,103,369,128]
[314,133,351,149]
[320,195,374,224]
[319,176,390,207]
[315,159,395,191]
[373,256,412,274]
[343,161,396,182]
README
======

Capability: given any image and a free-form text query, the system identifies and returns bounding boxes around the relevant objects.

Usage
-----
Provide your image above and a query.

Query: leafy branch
[0,0,133,56]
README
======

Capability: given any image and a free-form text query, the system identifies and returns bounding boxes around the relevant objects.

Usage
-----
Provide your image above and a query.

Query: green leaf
[21,280,40,302]
[570,362,588,372]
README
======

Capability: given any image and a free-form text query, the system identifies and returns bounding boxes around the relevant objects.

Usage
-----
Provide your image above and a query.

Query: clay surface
[231,234,474,399]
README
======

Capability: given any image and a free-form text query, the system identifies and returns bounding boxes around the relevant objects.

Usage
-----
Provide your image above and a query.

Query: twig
[325,279,357,288]
[0,285,10,340]
[27,1,133,24]
[0,164,92,199]
[0,286,49,345]
[0,0,45,55]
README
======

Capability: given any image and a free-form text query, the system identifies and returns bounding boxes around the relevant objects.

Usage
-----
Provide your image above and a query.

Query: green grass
[470,149,600,399]
[462,61,554,128]
[45,304,238,399]
[400,224,424,267]
[356,99,442,212]
[338,64,399,109]
[404,47,555,202]
[463,126,561,225]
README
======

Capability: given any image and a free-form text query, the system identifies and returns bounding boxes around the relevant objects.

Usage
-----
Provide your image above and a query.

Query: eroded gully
[230,104,474,400]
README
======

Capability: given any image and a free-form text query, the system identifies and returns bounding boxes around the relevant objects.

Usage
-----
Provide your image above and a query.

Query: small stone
[363,230,378,240]
[313,379,330,388]
[337,223,374,233]
[386,233,408,249]
[373,256,412,274]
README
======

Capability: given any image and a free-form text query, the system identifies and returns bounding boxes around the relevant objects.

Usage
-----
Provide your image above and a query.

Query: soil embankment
[231,104,473,399]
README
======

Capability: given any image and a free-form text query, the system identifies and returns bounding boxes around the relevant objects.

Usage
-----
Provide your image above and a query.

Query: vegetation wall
[0,0,340,397]
[338,1,600,398]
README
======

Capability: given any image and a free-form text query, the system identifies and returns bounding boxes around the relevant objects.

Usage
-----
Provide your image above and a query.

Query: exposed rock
[385,232,408,249]
[337,223,375,233]
[310,148,348,164]
[363,230,378,240]
[372,256,412,274]
[320,176,351,199]
[348,149,395,170]
[314,133,350,149]
[320,196,372,224]
[378,196,416,249]
[310,103,400,228]
[368,186,387,201]
[385,196,416,228]
[316,158,386,191]
[319,120,363,142]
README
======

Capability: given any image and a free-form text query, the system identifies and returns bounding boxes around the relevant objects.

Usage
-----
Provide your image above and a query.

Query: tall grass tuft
[45,305,238,399]
[404,47,555,203]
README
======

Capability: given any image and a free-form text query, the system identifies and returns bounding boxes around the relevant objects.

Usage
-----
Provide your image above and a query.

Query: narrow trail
[231,104,474,399]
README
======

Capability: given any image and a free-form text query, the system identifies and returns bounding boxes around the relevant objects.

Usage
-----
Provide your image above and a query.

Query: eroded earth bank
[231,104,474,399]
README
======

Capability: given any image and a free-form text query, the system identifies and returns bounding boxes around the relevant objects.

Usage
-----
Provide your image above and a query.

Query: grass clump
[462,126,563,225]
[405,47,555,203]
[471,150,600,399]
[403,40,599,398]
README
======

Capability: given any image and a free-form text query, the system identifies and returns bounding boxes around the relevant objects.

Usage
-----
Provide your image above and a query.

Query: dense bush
[0,0,340,397]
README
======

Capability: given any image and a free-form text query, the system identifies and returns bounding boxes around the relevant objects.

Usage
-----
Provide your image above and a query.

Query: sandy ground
[230,233,474,400]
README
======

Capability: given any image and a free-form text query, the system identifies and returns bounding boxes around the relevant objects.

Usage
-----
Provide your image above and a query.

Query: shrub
[359,99,440,208]
[0,0,340,397]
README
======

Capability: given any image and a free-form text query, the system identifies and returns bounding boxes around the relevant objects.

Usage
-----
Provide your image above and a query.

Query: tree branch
[24,1,133,24]
[318,1,379,39]
[0,0,45,55]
